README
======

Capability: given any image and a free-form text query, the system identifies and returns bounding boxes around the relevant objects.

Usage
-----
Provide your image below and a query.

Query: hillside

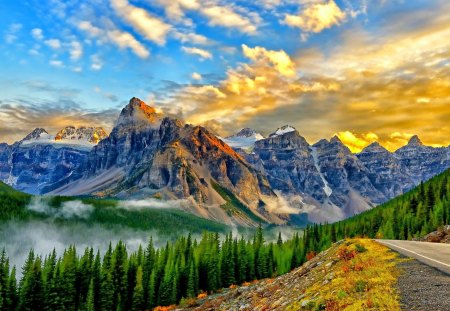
[181,239,401,310]
[0,181,227,235]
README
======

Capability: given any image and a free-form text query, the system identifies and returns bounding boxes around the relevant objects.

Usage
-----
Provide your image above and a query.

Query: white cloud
[49,60,64,68]
[90,54,103,70]
[31,28,44,40]
[107,30,150,59]
[45,39,61,49]
[173,31,210,45]
[191,72,202,80]
[78,21,150,59]
[181,46,212,59]
[111,0,171,45]
[284,0,346,34]
[201,5,259,34]
[70,41,83,60]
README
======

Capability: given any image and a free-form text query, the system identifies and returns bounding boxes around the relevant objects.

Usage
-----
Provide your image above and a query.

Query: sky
[0,0,449,152]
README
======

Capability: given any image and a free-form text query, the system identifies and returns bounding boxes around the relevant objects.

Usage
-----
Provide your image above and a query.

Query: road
[376,239,450,275]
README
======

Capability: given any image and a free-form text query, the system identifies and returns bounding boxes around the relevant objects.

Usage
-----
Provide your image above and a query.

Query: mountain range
[0,97,448,225]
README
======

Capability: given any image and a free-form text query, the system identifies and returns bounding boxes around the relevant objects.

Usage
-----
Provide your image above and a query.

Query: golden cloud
[284,0,346,33]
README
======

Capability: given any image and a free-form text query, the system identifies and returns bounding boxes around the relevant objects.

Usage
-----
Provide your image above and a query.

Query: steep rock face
[55,126,107,144]
[53,98,275,224]
[21,128,51,141]
[0,142,89,195]
[311,137,384,209]
[247,129,326,202]
[356,142,415,199]
[394,135,450,183]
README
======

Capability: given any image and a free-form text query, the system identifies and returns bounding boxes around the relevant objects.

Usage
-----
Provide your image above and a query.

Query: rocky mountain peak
[330,135,343,144]
[360,141,388,153]
[116,97,160,126]
[269,125,297,137]
[55,126,107,144]
[22,128,50,141]
[407,135,423,146]
[228,128,264,139]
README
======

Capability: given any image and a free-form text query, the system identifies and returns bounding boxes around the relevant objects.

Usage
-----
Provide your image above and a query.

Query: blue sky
[0,0,449,151]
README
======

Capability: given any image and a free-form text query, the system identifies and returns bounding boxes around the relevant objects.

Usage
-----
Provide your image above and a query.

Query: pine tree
[131,266,144,311]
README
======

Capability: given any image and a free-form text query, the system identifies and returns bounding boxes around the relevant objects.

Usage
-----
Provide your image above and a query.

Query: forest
[0,169,448,310]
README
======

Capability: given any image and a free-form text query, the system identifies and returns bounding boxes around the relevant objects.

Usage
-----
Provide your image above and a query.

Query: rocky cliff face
[394,135,449,183]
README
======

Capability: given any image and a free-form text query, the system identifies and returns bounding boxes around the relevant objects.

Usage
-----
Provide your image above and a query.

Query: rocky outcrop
[394,135,450,184]
[416,225,450,243]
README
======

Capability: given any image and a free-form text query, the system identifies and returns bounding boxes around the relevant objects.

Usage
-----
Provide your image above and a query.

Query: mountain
[394,135,449,183]
[51,98,280,226]
[55,126,107,144]
[0,97,449,224]
[221,128,264,150]
[0,126,107,194]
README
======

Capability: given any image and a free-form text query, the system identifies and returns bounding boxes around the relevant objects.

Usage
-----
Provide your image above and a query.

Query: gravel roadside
[396,256,450,311]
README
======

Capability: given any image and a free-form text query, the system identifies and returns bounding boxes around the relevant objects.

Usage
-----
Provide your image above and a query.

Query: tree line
[0,169,448,310]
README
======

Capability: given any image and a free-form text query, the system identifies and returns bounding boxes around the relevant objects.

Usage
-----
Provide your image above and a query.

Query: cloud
[173,31,210,45]
[335,131,379,152]
[191,72,202,80]
[242,44,296,77]
[284,0,346,34]
[111,0,171,45]
[45,39,61,49]
[107,30,150,58]
[31,28,44,40]
[69,41,83,60]
[4,23,22,44]
[90,54,103,70]
[181,46,212,60]
[78,21,150,59]
[200,4,260,34]
[28,198,94,219]
[49,60,64,68]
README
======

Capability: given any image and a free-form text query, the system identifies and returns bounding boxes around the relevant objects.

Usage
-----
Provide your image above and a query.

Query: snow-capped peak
[226,128,264,140]
[55,126,107,144]
[269,125,296,137]
[21,128,52,142]
[222,128,264,151]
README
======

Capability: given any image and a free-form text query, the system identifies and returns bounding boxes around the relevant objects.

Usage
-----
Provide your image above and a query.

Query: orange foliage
[229,284,237,289]
[306,251,316,261]
[197,292,207,299]
[337,246,356,261]
[153,305,176,311]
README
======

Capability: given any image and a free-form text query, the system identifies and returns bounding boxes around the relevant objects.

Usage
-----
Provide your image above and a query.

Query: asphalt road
[376,239,450,275]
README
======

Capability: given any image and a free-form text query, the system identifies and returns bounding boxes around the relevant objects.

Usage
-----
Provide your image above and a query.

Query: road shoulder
[396,255,450,311]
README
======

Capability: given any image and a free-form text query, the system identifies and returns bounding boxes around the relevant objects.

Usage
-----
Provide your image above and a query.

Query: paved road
[376,239,450,275]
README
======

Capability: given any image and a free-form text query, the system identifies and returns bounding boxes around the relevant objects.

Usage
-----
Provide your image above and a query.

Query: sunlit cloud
[110,0,171,45]
[284,0,346,34]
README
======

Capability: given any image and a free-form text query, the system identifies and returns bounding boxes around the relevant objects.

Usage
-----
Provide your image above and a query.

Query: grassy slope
[289,239,401,311]
[0,181,227,235]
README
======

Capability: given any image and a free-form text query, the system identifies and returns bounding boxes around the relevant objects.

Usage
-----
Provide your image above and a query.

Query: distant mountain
[0,126,107,194]
[222,128,264,150]
[55,126,107,144]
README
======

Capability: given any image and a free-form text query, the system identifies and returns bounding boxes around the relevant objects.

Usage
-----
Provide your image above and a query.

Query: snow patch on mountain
[270,125,296,137]
[310,146,332,197]
[222,128,265,150]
